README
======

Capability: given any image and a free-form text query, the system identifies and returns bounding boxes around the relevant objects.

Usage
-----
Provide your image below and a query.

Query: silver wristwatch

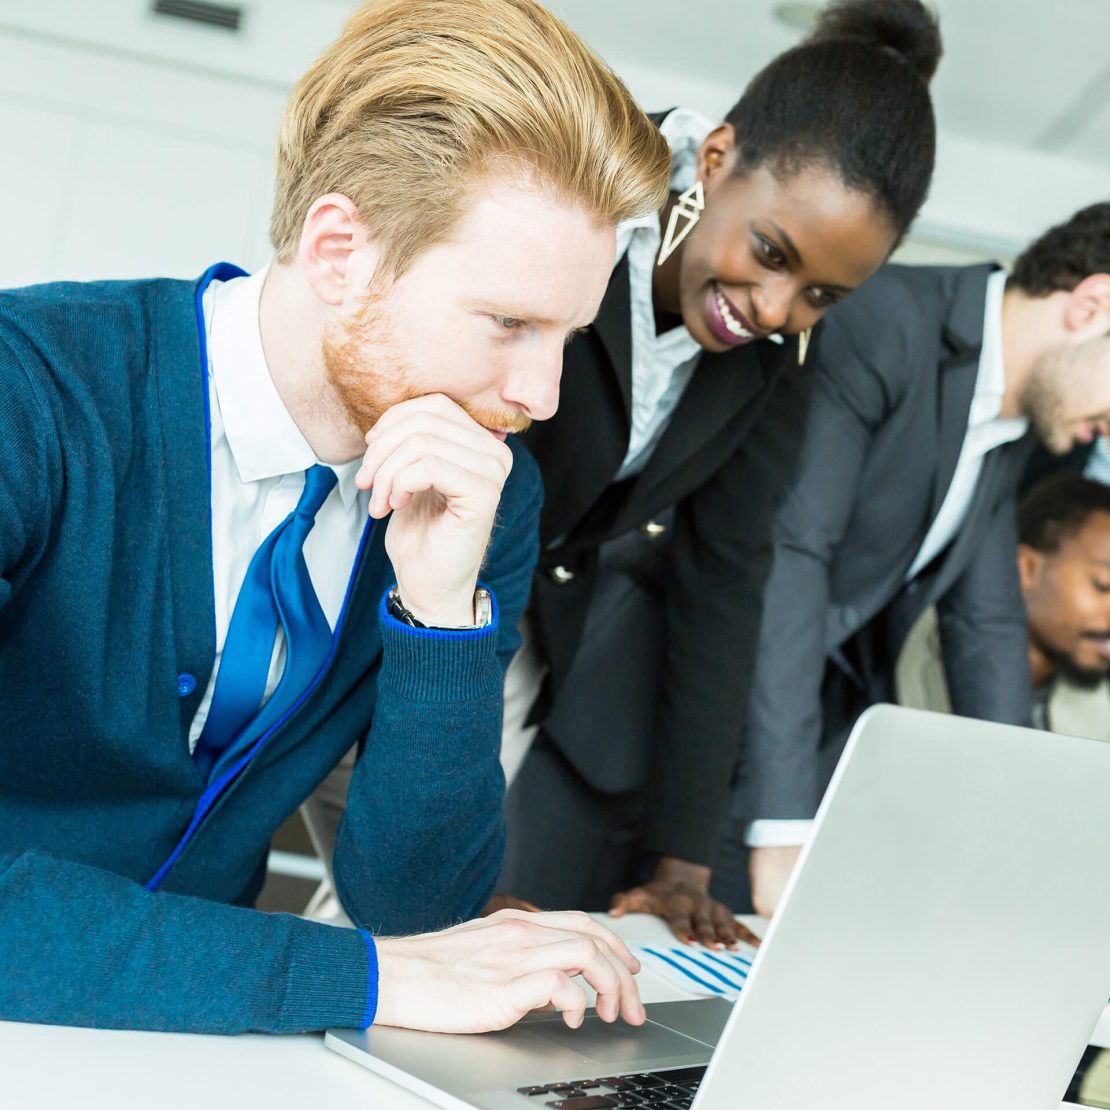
[387,586,493,630]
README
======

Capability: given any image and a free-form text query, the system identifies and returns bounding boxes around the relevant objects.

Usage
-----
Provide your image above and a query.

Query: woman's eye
[756,236,785,266]
[493,315,524,331]
[1093,580,1110,594]
[806,287,837,309]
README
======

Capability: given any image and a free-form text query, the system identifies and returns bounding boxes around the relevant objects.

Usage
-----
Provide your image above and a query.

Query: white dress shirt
[187,268,370,752]
[906,270,1028,579]
[747,269,1028,849]
[1085,435,1110,485]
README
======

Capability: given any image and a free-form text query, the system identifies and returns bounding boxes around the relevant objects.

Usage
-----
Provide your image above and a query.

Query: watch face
[474,588,494,628]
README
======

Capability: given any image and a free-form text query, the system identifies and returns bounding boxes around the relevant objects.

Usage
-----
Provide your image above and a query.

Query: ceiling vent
[151,0,244,33]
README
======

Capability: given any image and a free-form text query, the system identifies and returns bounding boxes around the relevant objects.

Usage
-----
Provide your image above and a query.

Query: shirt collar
[616,108,716,364]
[207,266,361,509]
[969,269,1027,438]
[615,107,717,260]
[977,270,1008,407]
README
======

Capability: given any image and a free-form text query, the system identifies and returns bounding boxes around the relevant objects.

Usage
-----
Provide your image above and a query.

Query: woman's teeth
[715,288,754,339]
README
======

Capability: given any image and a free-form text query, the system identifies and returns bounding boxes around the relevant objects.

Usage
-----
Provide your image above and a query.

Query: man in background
[732,202,1110,917]
[899,473,1110,740]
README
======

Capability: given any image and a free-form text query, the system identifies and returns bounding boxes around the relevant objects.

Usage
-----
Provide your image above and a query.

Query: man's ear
[1017,543,1044,593]
[297,192,381,306]
[1063,273,1110,338]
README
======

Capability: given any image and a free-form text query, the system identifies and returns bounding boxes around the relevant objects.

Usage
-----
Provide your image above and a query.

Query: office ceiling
[532,0,1110,168]
[5,0,1109,171]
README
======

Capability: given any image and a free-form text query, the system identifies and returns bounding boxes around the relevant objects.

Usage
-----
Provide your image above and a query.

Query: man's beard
[322,290,422,438]
[321,289,533,440]
[1020,345,1074,456]
[1032,634,1110,690]
[1018,338,1105,456]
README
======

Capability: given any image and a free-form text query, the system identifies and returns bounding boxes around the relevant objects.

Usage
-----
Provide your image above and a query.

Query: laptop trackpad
[525,1013,708,1065]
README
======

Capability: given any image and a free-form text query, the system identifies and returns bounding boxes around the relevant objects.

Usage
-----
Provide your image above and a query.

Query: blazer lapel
[589,254,634,423]
[928,266,998,522]
[622,338,772,517]
[924,435,1033,607]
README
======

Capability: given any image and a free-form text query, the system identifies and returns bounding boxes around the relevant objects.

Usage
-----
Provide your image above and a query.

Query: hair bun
[806,0,942,84]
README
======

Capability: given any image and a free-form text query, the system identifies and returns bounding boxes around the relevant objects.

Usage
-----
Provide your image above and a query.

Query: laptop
[326,705,1110,1109]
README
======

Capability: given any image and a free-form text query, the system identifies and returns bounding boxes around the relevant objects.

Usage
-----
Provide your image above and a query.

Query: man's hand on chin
[372,910,646,1034]
[355,393,514,627]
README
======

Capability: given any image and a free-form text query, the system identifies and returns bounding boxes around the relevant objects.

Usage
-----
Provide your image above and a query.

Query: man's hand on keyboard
[373,909,647,1033]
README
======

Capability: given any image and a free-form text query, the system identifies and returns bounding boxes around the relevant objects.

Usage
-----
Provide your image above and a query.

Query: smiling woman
[499,0,943,944]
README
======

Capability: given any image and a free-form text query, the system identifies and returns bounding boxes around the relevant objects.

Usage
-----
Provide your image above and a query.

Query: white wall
[609,52,1110,266]
[1,10,1108,288]
[0,28,285,287]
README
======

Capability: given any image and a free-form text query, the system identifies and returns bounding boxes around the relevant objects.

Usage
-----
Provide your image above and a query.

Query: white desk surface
[2,913,1107,1110]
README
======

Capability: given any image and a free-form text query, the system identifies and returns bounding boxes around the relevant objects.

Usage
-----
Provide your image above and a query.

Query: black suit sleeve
[743,313,905,820]
[935,475,1033,726]
[640,349,814,863]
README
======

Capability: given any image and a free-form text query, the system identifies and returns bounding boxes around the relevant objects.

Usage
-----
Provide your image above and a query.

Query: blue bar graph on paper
[641,947,725,995]
[635,943,757,1001]
[668,948,746,991]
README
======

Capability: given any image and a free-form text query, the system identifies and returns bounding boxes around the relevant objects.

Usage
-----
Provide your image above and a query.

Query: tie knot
[296,465,338,520]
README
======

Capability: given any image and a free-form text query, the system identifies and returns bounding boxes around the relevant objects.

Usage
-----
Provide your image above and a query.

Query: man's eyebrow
[465,298,561,326]
[463,297,599,326]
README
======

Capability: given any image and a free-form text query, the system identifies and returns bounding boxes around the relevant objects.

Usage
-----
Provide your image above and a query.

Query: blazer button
[639,520,668,538]
[548,565,576,585]
[841,608,859,630]
[177,673,197,697]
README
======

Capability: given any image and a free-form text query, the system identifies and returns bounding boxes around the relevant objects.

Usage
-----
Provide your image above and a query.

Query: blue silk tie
[193,464,339,781]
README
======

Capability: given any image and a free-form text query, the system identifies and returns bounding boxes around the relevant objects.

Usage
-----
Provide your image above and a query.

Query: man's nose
[504,349,562,422]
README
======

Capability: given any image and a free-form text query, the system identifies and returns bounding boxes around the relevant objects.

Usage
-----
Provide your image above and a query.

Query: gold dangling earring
[797,327,812,366]
[657,180,705,267]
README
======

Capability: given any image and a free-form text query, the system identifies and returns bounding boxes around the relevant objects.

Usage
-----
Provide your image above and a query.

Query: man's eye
[493,315,524,331]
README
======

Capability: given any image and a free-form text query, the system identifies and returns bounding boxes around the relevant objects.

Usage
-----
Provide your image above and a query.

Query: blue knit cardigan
[0,269,540,1034]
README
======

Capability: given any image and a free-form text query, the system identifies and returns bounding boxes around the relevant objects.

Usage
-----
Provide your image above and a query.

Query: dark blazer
[743,263,1035,821]
[521,250,811,864]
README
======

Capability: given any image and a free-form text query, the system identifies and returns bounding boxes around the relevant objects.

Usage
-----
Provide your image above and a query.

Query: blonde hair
[270,0,670,276]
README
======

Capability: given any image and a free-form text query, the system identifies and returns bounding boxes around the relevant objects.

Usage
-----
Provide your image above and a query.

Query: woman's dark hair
[1018,474,1110,554]
[1009,203,1110,297]
[724,0,941,243]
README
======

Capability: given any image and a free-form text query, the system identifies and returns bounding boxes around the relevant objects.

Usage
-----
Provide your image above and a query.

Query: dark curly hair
[1018,473,1110,554]
[1009,203,1110,297]
[725,0,942,244]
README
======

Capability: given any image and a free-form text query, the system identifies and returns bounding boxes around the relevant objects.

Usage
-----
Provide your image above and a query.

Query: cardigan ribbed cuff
[280,919,377,1031]
[358,929,378,1028]
[377,587,501,703]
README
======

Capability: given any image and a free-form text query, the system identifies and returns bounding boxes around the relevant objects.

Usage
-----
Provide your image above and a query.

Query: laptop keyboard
[516,1064,706,1107]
